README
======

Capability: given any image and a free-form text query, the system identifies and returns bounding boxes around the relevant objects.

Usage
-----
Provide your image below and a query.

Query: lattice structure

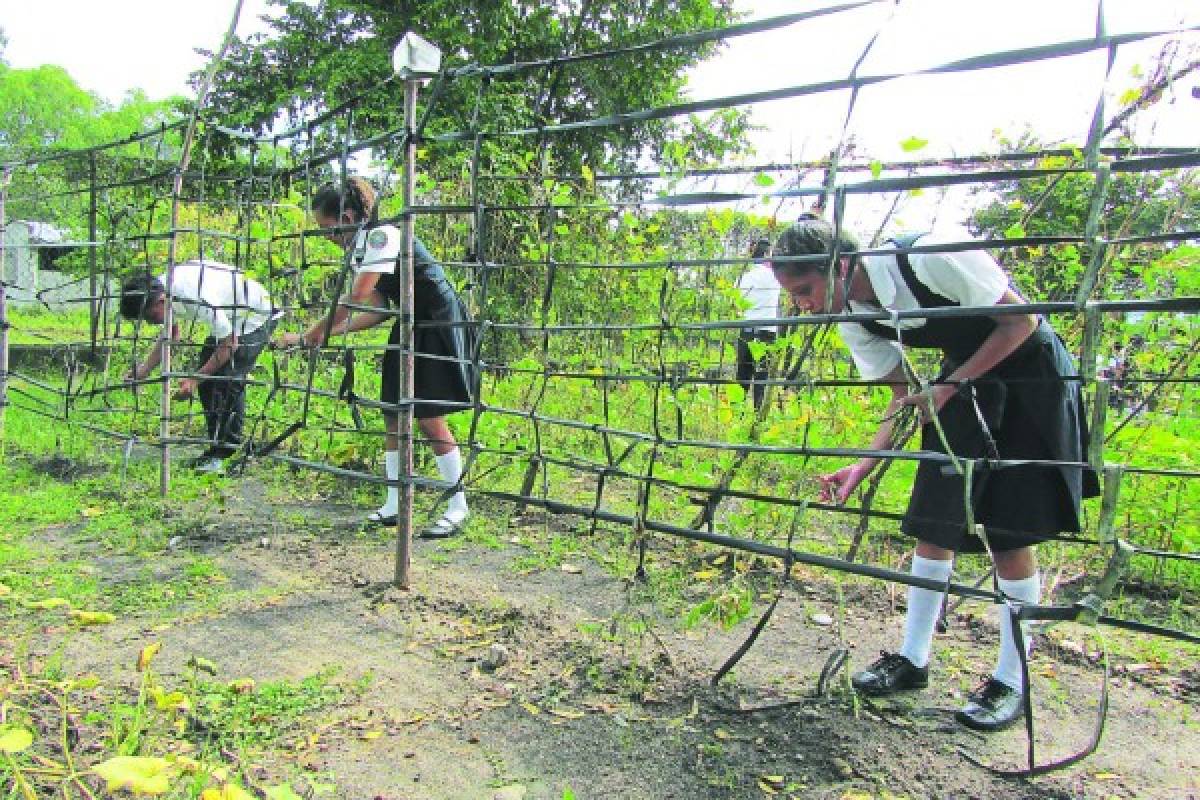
[1,4,1198,774]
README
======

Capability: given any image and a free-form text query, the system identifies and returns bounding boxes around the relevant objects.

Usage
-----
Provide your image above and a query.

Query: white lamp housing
[392,32,442,78]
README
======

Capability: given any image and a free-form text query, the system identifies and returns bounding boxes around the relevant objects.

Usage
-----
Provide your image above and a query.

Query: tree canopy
[0,65,177,163]
[205,0,745,174]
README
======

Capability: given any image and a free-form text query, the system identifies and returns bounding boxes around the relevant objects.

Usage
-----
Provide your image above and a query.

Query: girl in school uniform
[771,218,1099,731]
[278,178,475,537]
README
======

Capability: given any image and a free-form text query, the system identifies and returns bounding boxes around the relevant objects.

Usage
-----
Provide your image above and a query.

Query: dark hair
[311,176,378,224]
[119,273,164,321]
[770,217,860,278]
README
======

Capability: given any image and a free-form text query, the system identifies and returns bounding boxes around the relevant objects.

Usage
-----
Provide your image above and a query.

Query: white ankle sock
[993,572,1041,691]
[898,555,954,669]
[435,448,468,522]
[376,450,400,517]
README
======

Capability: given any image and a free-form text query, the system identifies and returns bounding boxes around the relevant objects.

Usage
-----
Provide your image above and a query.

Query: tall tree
[203,0,751,332]
[205,0,744,173]
[0,63,181,255]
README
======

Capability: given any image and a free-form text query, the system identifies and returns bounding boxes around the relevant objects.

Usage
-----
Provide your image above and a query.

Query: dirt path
[16,473,1200,799]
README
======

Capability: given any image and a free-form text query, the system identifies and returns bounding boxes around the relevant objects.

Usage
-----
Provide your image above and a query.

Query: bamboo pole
[159,0,245,496]
[88,153,99,355]
[394,78,419,588]
[0,167,12,448]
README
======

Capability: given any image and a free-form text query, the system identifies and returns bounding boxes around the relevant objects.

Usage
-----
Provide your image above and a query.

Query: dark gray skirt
[900,328,1099,553]
[380,295,476,420]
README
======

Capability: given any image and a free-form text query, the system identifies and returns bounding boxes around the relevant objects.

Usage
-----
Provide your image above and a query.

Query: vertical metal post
[0,167,12,446]
[394,78,419,588]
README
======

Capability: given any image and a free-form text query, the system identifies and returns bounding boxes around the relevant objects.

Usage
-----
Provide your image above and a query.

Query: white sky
[690,0,1199,159]
[2,0,1197,227]
[0,0,275,103]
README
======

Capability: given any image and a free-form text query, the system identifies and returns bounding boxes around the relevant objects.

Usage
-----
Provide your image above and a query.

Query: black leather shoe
[851,651,929,695]
[956,677,1025,732]
[185,448,218,468]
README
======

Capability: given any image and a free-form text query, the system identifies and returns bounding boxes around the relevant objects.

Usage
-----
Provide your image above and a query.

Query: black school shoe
[956,677,1025,732]
[185,448,219,468]
[851,651,929,695]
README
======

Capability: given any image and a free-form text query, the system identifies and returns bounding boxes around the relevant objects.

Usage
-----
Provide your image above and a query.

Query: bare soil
[18,471,1200,800]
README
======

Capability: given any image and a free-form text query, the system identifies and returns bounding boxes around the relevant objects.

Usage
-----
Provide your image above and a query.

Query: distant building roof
[17,220,67,244]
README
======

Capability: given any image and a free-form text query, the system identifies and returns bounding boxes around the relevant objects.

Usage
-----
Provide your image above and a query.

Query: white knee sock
[376,450,400,517]
[898,555,954,668]
[993,573,1041,691]
[435,448,468,522]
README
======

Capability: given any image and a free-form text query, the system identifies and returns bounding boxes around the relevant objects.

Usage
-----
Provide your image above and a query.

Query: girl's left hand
[900,383,956,424]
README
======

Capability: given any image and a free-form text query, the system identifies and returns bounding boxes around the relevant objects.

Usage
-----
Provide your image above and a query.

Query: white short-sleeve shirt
[736,264,781,329]
[352,225,401,275]
[160,260,274,339]
[838,231,1010,380]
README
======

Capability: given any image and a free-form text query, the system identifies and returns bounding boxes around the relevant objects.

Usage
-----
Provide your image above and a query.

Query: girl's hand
[274,332,306,349]
[899,383,956,425]
[818,462,870,505]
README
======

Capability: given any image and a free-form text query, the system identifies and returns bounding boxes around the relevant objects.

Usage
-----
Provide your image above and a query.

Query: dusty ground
[9,466,1200,800]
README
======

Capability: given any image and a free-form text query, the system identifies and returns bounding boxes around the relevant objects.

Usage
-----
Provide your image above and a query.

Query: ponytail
[312,177,379,224]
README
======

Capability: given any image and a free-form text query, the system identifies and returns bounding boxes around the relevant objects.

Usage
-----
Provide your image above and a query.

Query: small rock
[810,612,834,627]
[493,785,527,800]
[1059,638,1084,656]
[831,757,855,779]
[482,643,510,672]
[560,563,583,575]
[352,574,370,588]
[259,537,271,548]
[167,536,184,549]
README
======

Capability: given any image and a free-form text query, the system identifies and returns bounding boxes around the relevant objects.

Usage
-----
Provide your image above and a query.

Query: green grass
[4,299,1197,643]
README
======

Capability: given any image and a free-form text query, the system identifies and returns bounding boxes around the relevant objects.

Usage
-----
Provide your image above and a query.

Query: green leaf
[92,756,175,795]
[187,656,219,676]
[1118,88,1141,106]
[899,136,929,152]
[69,609,116,626]
[752,172,775,187]
[23,596,70,610]
[264,786,306,800]
[869,160,883,179]
[0,725,34,754]
[1004,222,1026,239]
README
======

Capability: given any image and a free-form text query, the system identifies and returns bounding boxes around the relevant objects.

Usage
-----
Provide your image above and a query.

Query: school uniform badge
[368,229,390,249]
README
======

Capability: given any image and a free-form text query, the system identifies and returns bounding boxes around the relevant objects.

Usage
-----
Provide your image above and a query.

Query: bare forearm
[945,315,1037,386]
[340,309,390,334]
[858,402,901,472]
[194,336,237,377]
[857,368,911,473]
[303,304,351,347]
[141,342,164,374]
[137,332,172,376]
